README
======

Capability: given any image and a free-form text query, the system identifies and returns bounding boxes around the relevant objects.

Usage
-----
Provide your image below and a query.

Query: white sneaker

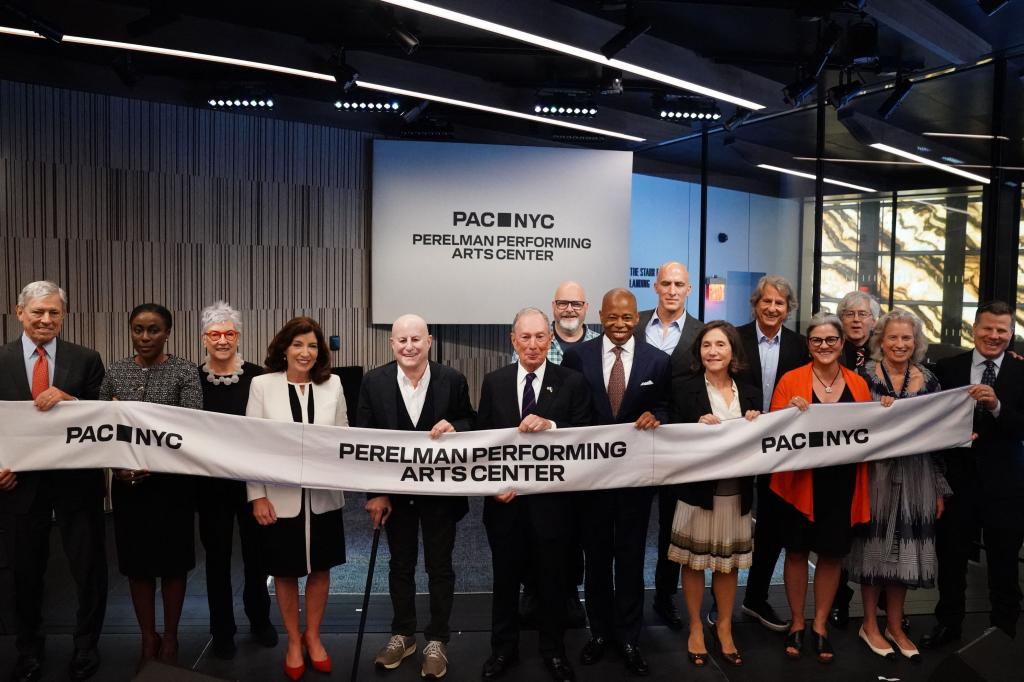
[421,640,448,679]
[375,634,416,670]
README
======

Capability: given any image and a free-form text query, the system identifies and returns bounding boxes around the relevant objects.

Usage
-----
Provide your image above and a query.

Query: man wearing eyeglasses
[634,261,703,630]
[837,291,880,371]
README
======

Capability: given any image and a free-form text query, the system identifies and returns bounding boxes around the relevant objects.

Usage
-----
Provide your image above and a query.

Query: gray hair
[748,274,798,317]
[512,307,550,332]
[17,280,67,308]
[836,291,881,319]
[869,308,928,364]
[806,311,844,338]
[200,300,243,332]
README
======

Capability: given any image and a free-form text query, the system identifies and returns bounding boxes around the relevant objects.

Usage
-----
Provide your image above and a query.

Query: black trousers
[197,479,271,638]
[486,508,569,657]
[935,477,1024,637]
[654,486,680,599]
[13,490,107,654]
[581,488,654,645]
[385,497,458,643]
[744,475,785,607]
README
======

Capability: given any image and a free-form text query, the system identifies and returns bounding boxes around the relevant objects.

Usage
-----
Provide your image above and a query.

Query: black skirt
[777,463,858,558]
[258,489,346,578]
[112,473,197,577]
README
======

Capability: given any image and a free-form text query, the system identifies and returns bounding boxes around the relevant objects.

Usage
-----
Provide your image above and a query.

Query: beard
[556,317,581,334]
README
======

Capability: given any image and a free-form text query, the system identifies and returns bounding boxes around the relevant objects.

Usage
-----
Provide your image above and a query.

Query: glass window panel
[892,255,944,302]
[820,256,858,302]
[962,306,977,348]
[877,254,892,309]
[899,304,943,343]
[822,204,860,253]
[895,200,946,251]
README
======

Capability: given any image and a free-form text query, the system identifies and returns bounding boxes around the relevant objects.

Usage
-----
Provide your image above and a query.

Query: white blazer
[245,372,347,518]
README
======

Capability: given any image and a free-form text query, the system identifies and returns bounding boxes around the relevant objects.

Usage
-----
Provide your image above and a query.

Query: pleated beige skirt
[667,495,753,573]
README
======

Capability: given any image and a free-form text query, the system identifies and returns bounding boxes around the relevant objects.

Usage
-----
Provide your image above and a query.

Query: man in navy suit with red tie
[478,308,591,682]
[562,289,671,676]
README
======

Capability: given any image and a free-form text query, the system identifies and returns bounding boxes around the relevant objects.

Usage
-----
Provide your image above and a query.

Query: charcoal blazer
[670,373,761,515]
[0,337,106,513]
[634,308,703,380]
[735,322,809,410]
[561,336,671,426]
[357,360,476,520]
[477,362,590,538]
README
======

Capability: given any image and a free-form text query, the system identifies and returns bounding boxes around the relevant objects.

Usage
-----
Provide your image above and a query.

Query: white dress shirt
[970,349,1003,417]
[602,335,634,389]
[516,360,556,429]
[22,333,57,388]
[397,363,431,426]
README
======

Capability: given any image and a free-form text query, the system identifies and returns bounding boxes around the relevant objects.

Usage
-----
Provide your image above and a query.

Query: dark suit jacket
[670,373,761,515]
[477,362,590,537]
[934,350,1024,521]
[0,337,106,513]
[634,308,702,380]
[735,322,809,410]
[561,336,671,426]
[356,360,476,520]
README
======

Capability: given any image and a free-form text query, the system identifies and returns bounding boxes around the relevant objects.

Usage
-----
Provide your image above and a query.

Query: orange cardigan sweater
[768,363,872,526]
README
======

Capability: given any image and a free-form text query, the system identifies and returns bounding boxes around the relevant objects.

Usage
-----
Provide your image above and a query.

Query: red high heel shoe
[302,632,332,673]
[283,660,305,680]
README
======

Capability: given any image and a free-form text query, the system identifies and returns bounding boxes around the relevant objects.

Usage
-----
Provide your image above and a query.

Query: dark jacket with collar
[735,321,809,410]
[0,337,105,514]
[477,362,590,537]
[634,308,703,381]
[669,373,761,514]
[357,360,476,520]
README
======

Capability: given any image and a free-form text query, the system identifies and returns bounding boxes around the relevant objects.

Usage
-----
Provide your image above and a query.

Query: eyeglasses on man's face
[841,310,873,320]
[809,336,841,347]
[554,300,586,310]
[205,330,238,341]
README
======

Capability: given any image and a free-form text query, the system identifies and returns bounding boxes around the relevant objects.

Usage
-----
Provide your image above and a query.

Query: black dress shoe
[579,636,609,665]
[741,601,789,632]
[10,653,43,682]
[251,622,279,648]
[542,656,576,682]
[68,648,100,681]
[481,653,519,679]
[652,596,683,630]
[920,624,961,650]
[620,643,650,676]
[211,635,237,660]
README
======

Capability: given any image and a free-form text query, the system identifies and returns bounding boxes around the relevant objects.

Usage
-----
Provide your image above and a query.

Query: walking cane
[351,526,382,682]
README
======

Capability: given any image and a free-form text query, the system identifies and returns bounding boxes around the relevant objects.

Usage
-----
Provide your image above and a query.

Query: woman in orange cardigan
[769,312,872,664]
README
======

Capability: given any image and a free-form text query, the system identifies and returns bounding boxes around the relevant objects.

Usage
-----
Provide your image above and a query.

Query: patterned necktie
[855,345,866,368]
[981,359,996,386]
[32,345,49,399]
[608,346,625,418]
[521,372,537,419]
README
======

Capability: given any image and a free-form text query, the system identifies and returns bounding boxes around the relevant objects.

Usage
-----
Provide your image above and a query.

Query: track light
[330,52,359,94]
[600,21,650,60]
[877,79,913,120]
[846,19,878,66]
[208,91,274,109]
[782,77,817,106]
[722,108,752,132]
[534,100,598,118]
[1,1,62,42]
[827,79,864,111]
[599,67,623,96]
[402,99,429,124]
[334,98,403,113]
[656,95,720,122]
[374,8,420,55]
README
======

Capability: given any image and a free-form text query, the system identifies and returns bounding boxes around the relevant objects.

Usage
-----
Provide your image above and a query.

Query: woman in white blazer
[246,317,347,680]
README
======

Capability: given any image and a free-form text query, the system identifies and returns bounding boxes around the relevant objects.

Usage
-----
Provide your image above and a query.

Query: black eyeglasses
[554,300,585,310]
[809,336,841,347]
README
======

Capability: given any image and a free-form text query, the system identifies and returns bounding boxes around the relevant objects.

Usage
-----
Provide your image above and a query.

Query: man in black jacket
[563,289,671,676]
[0,281,107,682]
[479,308,590,682]
[923,301,1024,646]
[360,314,476,680]
[734,275,808,632]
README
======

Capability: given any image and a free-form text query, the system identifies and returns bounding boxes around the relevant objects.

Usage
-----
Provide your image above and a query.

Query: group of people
[0,269,1021,682]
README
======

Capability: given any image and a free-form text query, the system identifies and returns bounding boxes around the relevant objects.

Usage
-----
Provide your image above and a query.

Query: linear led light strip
[756,164,876,193]
[922,132,1010,141]
[869,143,990,184]
[0,26,644,142]
[378,0,765,111]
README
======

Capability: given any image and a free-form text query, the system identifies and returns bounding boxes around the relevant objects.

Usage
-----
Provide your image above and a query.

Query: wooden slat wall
[0,80,511,396]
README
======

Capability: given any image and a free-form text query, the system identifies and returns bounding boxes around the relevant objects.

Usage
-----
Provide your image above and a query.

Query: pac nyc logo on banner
[0,388,975,496]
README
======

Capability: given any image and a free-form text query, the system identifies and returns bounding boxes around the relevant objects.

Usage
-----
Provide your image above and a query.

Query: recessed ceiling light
[377,0,765,110]
[870,143,990,184]
[756,164,877,192]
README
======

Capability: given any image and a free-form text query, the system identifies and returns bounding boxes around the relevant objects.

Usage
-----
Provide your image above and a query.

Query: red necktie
[32,345,49,399]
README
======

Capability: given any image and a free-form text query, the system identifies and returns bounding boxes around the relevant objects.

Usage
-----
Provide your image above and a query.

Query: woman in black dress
[100,303,203,668]
[196,301,276,658]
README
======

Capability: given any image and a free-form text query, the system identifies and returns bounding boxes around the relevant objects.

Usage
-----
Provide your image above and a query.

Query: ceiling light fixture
[756,163,877,192]
[330,52,359,94]
[535,101,598,118]
[922,132,1010,141]
[782,76,817,106]
[334,99,401,112]
[869,143,990,184]
[0,2,62,42]
[375,0,764,110]
[877,79,913,120]
[721,108,752,132]
[827,79,864,111]
[0,25,643,142]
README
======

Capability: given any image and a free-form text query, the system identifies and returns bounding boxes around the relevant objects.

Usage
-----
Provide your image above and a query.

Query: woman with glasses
[847,309,950,661]
[196,301,277,658]
[769,312,873,664]
[100,303,203,669]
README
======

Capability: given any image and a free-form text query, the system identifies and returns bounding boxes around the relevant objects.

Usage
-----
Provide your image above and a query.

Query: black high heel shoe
[784,629,804,659]
[813,630,835,664]
[710,622,743,666]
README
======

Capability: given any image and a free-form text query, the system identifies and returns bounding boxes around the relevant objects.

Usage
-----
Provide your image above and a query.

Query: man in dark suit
[478,307,591,682]
[562,289,670,676]
[923,301,1024,646]
[359,314,476,680]
[734,275,808,632]
[633,261,702,629]
[0,281,107,682]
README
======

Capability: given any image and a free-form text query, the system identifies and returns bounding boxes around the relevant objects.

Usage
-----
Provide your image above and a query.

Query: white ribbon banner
[0,388,974,496]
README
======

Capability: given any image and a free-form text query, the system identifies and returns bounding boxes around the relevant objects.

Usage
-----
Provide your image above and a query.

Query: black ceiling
[0,0,1021,197]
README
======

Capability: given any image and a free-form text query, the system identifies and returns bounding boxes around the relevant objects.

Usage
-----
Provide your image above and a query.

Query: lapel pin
[545,386,553,393]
